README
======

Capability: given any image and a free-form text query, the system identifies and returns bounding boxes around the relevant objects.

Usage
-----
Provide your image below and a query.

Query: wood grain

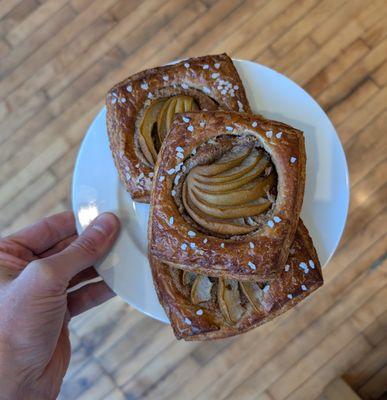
[0,1,386,399]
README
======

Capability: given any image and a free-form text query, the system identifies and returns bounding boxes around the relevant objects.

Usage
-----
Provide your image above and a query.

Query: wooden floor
[0,0,386,399]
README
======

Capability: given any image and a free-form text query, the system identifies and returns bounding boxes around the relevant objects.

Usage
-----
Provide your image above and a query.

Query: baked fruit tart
[106,53,251,202]
[105,54,323,341]
[150,219,323,340]
[148,111,306,281]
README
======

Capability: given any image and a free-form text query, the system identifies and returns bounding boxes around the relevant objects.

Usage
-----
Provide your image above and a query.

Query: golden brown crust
[148,111,306,280]
[106,53,251,203]
[150,219,323,340]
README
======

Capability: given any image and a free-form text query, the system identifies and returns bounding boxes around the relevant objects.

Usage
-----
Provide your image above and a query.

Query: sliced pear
[192,174,275,206]
[183,182,255,235]
[157,96,198,142]
[189,188,271,219]
[194,150,263,186]
[195,146,252,177]
[181,141,276,235]
[182,271,196,286]
[157,97,171,142]
[240,282,269,313]
[138,133,156,166]
[140,95,198,164]
[192,157,270,193]
[140,98,167,164]
[191,275,213,304]
[218,279,244,325]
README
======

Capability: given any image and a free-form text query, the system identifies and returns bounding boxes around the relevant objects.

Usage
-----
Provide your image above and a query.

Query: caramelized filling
[139,95,199,165]
[181,140,277,236]
[181,270,273,325]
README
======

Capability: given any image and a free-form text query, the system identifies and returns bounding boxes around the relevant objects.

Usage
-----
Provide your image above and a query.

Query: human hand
[0,212,120,400]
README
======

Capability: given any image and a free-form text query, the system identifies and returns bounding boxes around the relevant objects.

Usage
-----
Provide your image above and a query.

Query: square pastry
[151,220,323,340]
[148,111,306,281]
[106,53,251,202]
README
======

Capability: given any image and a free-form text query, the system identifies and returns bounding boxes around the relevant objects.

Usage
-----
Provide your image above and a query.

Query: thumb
[29,213,120,288]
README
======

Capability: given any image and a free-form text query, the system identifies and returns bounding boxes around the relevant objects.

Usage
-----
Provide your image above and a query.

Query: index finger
[6,212,76,255]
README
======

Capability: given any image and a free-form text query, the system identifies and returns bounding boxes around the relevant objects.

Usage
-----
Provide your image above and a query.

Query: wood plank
[187,0,268,56]
[46,46,124,117]
[282,335,371,400]
[0,137,69,211]
[0,0,38,37]
[343,162,387,241]
[59,359,116,400]
[45,12,127,98]
[0,4,76,80]
[305,38,369,98]
[0,98,9,121]
[44,0,170,100]
[0,90,47,136]
[266,287,385,399]
[328,78,379,126]
[1,173,71,235]
[372,59,387,87]
[102,388,126,400]
[6,0,68,47]
[237,0,320,60]
[70,0,95,13]
[0,170,56,227]
[0,38,10,58]
[118,0,239,58]
[344,109,387,186]
[0,101,97,188]
[6,11,121,113]
[97,317,165,376]
[139,356,199,400]
[0,0,119,100]
[321,378,362,400]
[108,325,176,386]
[345,337,387,390]
[357,364,387,400]
[310,0,382,45]
[121,339,200,398]
[50,145,79,179]
[317,37,387,111]
[362,311,387,347]
[269,37,318,76]
[205,0,295,56]
[350,286,387,334]
[362,9,387,48]
[0,0,24,20]
[271,0,352,57]
[291,19,364,86]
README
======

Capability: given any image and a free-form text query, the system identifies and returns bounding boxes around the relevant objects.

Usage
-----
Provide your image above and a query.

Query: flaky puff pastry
[148,111,306,281]
[106,53,251,203]
[150,220,322,340]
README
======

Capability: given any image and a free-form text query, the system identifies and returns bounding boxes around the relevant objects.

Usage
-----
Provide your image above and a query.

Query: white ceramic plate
[72,59,349,324]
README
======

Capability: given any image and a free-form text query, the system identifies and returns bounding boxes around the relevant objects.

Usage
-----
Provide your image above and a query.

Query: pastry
[150,219,323,340]
[148,111,306,281]
[106,53,251,203]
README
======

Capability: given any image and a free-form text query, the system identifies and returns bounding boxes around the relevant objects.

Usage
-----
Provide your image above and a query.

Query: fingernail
[92,213,120,237]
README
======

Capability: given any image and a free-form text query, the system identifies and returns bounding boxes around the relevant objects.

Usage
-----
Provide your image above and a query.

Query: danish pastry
[150,219,323,340]
[106,53,251,202]
[148,111,306,280]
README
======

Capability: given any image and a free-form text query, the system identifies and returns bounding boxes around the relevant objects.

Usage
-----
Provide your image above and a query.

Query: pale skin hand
[0,212,120,400]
